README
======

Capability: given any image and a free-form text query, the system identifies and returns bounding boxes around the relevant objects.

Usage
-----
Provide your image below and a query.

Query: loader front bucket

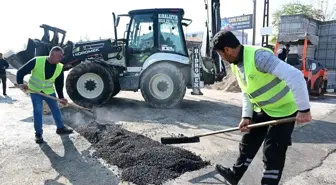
[6,38,51,69]
[6,51,27,69]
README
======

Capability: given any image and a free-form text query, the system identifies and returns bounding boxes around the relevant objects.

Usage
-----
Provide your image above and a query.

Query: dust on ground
[6,71,68,114]
[3,70,336,185]
[5,73,211,185]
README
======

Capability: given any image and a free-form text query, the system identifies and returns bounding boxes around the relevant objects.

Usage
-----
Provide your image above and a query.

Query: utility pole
[261,0,270,47]
[252,0,257,45]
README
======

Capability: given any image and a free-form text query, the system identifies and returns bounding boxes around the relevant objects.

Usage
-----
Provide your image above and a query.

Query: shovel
[12,84,93,112]
[160,117,296,145]
[28,89,92,112]
[28,88,97,119]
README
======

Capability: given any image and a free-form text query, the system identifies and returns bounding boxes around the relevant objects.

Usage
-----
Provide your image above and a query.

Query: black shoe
[3,93,6,96]
[35,134,44,144]
[56,127,73,135]
[215,164,238,185]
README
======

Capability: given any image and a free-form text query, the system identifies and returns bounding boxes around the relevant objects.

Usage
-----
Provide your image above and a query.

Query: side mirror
[115,16,120,27]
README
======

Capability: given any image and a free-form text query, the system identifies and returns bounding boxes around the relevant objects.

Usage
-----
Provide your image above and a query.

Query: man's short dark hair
[49,46,64,54]
[212,30,241,51]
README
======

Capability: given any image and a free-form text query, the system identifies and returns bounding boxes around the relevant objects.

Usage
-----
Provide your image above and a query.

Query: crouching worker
[16,46,73,143]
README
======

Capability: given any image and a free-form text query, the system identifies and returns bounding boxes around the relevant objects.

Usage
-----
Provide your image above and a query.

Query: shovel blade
[160,136,200,144]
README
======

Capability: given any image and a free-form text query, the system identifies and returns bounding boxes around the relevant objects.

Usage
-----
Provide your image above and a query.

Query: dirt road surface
[1,69,336,185]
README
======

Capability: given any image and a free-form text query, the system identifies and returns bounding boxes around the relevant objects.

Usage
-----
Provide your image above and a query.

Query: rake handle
[194,117,296,138]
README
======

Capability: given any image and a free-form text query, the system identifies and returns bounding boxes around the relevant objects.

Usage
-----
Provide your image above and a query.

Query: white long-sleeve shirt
[237,49,310,118]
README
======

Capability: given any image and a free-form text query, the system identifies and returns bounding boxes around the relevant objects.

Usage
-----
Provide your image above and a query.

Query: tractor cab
[116,8,190,67]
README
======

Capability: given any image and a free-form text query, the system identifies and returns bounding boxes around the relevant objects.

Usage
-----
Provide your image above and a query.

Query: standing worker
[0,52,9,96]
[276,43,290,61]
[16,46,73,144]
[211,30,312,185]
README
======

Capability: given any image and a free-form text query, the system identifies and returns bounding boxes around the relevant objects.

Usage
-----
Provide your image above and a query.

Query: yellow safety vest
[231,45,297,117]
[28,56,63,95]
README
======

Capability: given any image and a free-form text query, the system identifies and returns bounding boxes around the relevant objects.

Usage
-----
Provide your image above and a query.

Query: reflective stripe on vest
[28,75,54,89]
[28,56,63,95]
[231,45,297,117]
[248,77,290,107]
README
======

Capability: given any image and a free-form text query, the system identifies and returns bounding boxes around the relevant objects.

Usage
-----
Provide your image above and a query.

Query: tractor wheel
[313,77,324,96]
[111,83,121,97]
[140,62,186,109]
[109,68,121,98]
[66,62,114,108]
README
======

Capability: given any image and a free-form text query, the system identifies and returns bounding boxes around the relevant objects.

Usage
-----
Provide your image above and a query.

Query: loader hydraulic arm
[201,0,226,81]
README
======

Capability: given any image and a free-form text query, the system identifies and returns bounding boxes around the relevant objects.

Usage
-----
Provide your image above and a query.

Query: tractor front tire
[140,62,186,109]
[66,62,114,108]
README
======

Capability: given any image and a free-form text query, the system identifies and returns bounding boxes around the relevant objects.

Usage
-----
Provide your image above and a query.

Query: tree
[313,0,336,21]
[270,1,325,43]
[3,50,15,58]
[22,43,27,50]
[78,33,91,43]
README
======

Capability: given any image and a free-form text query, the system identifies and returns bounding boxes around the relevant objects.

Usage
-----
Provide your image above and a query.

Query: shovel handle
[27,89,91,111]
[194,117,296,138]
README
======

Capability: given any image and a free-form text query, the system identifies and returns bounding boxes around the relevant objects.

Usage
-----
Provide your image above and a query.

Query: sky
[0,0,315,53]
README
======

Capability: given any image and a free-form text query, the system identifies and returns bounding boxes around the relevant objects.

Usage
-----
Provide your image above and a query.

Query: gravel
[76,121,210,185]
[206,66,241,92]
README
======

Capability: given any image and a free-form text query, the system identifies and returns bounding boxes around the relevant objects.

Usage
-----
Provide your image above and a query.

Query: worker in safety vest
[211,30,312,185]
[16,46,73,144]
[276,43,290,61]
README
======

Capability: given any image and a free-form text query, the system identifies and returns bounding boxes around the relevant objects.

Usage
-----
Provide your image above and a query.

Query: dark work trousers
[0,73,6,94]
[232,110,297,185]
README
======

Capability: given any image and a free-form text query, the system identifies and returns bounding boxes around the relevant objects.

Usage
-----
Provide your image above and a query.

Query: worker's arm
[3,59,9,69]
[255,50,310,112]
[242,92,253,119]
[54,70,64,99]
[276,49,282,57]
[16,58,36,84]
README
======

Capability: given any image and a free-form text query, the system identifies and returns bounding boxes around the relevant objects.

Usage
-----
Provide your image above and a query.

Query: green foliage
[269,36,277,44]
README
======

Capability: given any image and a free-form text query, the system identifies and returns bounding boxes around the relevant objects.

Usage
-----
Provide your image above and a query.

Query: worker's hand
[59,98,68,105]
[239,118,251,132]
[296,111,312,124]
[17,84,28,91]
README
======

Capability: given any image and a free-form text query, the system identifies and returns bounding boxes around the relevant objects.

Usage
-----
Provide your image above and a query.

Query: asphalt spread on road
[76,121,210,185]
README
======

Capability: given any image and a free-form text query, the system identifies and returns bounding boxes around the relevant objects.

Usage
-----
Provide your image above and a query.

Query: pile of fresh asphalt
[76,121,210,185]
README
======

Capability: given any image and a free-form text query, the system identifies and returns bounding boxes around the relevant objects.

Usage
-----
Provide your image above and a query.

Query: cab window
[158,14,187,56]
[127,14,155,66]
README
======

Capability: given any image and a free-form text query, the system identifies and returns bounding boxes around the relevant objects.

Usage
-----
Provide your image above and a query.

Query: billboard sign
[221,14,253,31]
